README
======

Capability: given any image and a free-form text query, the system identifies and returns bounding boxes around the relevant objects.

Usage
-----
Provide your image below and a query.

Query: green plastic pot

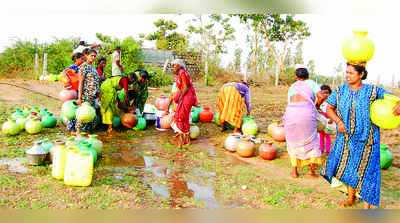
[380,144,393,169]
[25,117,43,134]
[133,115,146,130]
[191,106,202,123]
[42,112,57,128]
[113,116,121,128]
[86,135,103,155]
[2,119,21,136]
[61,100,78,119]
[78,141,97,165]
[11,109,26,120]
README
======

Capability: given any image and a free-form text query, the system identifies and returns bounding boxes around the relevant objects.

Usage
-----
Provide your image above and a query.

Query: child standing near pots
[318,84,333,155]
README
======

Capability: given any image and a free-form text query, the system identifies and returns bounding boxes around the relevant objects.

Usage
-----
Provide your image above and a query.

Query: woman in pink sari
[166,59,199,149]
[283,68,325,178]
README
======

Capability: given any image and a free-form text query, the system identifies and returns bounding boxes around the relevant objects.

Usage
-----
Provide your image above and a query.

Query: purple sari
[283,81,321,160]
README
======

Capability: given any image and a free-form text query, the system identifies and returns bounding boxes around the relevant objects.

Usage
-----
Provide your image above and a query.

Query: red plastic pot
[199,107,214,123]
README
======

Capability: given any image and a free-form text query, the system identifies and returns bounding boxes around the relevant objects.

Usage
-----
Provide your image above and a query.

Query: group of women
[61,46,400,209]
[62,48,152,135]
[282,63,400,209]
[215,59,400,209]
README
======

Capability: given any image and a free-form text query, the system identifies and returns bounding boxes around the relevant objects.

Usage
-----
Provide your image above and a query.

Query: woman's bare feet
[220,122,226,132]
[233,129,241,134]
[183,135,190,145]
[310,172,319,178]
[291,167,298,178]
[177,134,183,149]
[362,201,371,209]
[342,199,355,207]
[107,128,114,136]
[342,185,356,207]
[310,164,319,178]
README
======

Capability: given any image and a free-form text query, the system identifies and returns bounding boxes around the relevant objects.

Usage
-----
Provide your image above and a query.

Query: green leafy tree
[143,19,187,53]
[0,37,78,78]
[235,14,263,77]
[235,14,311,86]
[294,41,304,65]
[187,14,235,85]
[234,48,242,72]
[334,62,344,84]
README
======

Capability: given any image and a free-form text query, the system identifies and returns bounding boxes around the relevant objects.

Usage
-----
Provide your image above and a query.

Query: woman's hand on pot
[393,103,400,116]
[76,99,82,105]
[337,120,346,134]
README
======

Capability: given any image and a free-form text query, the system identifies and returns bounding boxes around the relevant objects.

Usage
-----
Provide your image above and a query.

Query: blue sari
[320,84,390,206]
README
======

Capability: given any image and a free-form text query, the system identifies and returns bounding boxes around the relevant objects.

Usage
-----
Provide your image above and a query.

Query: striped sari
[218,85,243,129]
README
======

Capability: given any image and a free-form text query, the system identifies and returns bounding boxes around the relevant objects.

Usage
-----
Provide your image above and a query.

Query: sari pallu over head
[283,81,319,155]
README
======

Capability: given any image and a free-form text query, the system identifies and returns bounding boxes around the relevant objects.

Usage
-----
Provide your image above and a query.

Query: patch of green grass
[30,165,51,176]
[12,199,29,208]
[31,200,51,209]
[161,143,181,152]
[290,187,316,195]
[260,189,290,207]
[383,190,400,199]
[0,173,25,189]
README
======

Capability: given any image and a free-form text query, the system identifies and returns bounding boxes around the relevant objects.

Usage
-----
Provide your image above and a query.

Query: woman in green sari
[131,69,153,113]
[100,72,136,135]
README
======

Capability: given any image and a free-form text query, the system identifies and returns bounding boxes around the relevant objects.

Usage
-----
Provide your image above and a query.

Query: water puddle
[0,157,30,174]
[143,156,224,208]
[95,129,245,208]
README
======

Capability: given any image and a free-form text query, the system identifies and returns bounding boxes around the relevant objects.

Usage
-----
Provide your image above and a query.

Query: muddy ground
[0,78,399,209]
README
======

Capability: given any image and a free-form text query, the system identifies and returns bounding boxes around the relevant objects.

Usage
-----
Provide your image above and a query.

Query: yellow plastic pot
[342,30,375,63]
[370,94,400,129]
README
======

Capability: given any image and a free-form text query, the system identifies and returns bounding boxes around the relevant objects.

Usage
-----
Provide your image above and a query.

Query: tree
[187,14,235,85]
[143,19,187,52]
[235,14,263,77]
[234,48,242,72]
[307,59,316,82]
[235,14,311,86]
[334,62,344,84]
[294,41,304,65]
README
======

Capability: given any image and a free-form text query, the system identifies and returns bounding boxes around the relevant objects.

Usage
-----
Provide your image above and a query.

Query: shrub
[145,67,173,87]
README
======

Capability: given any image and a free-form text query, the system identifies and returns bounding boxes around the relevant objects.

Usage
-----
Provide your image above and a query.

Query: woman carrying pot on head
[165,59,199,149]
[217,81,251,133]
[320,62,400,209]
[100,72,137,135]
[76,49,101,134]
[283,67,326,178]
